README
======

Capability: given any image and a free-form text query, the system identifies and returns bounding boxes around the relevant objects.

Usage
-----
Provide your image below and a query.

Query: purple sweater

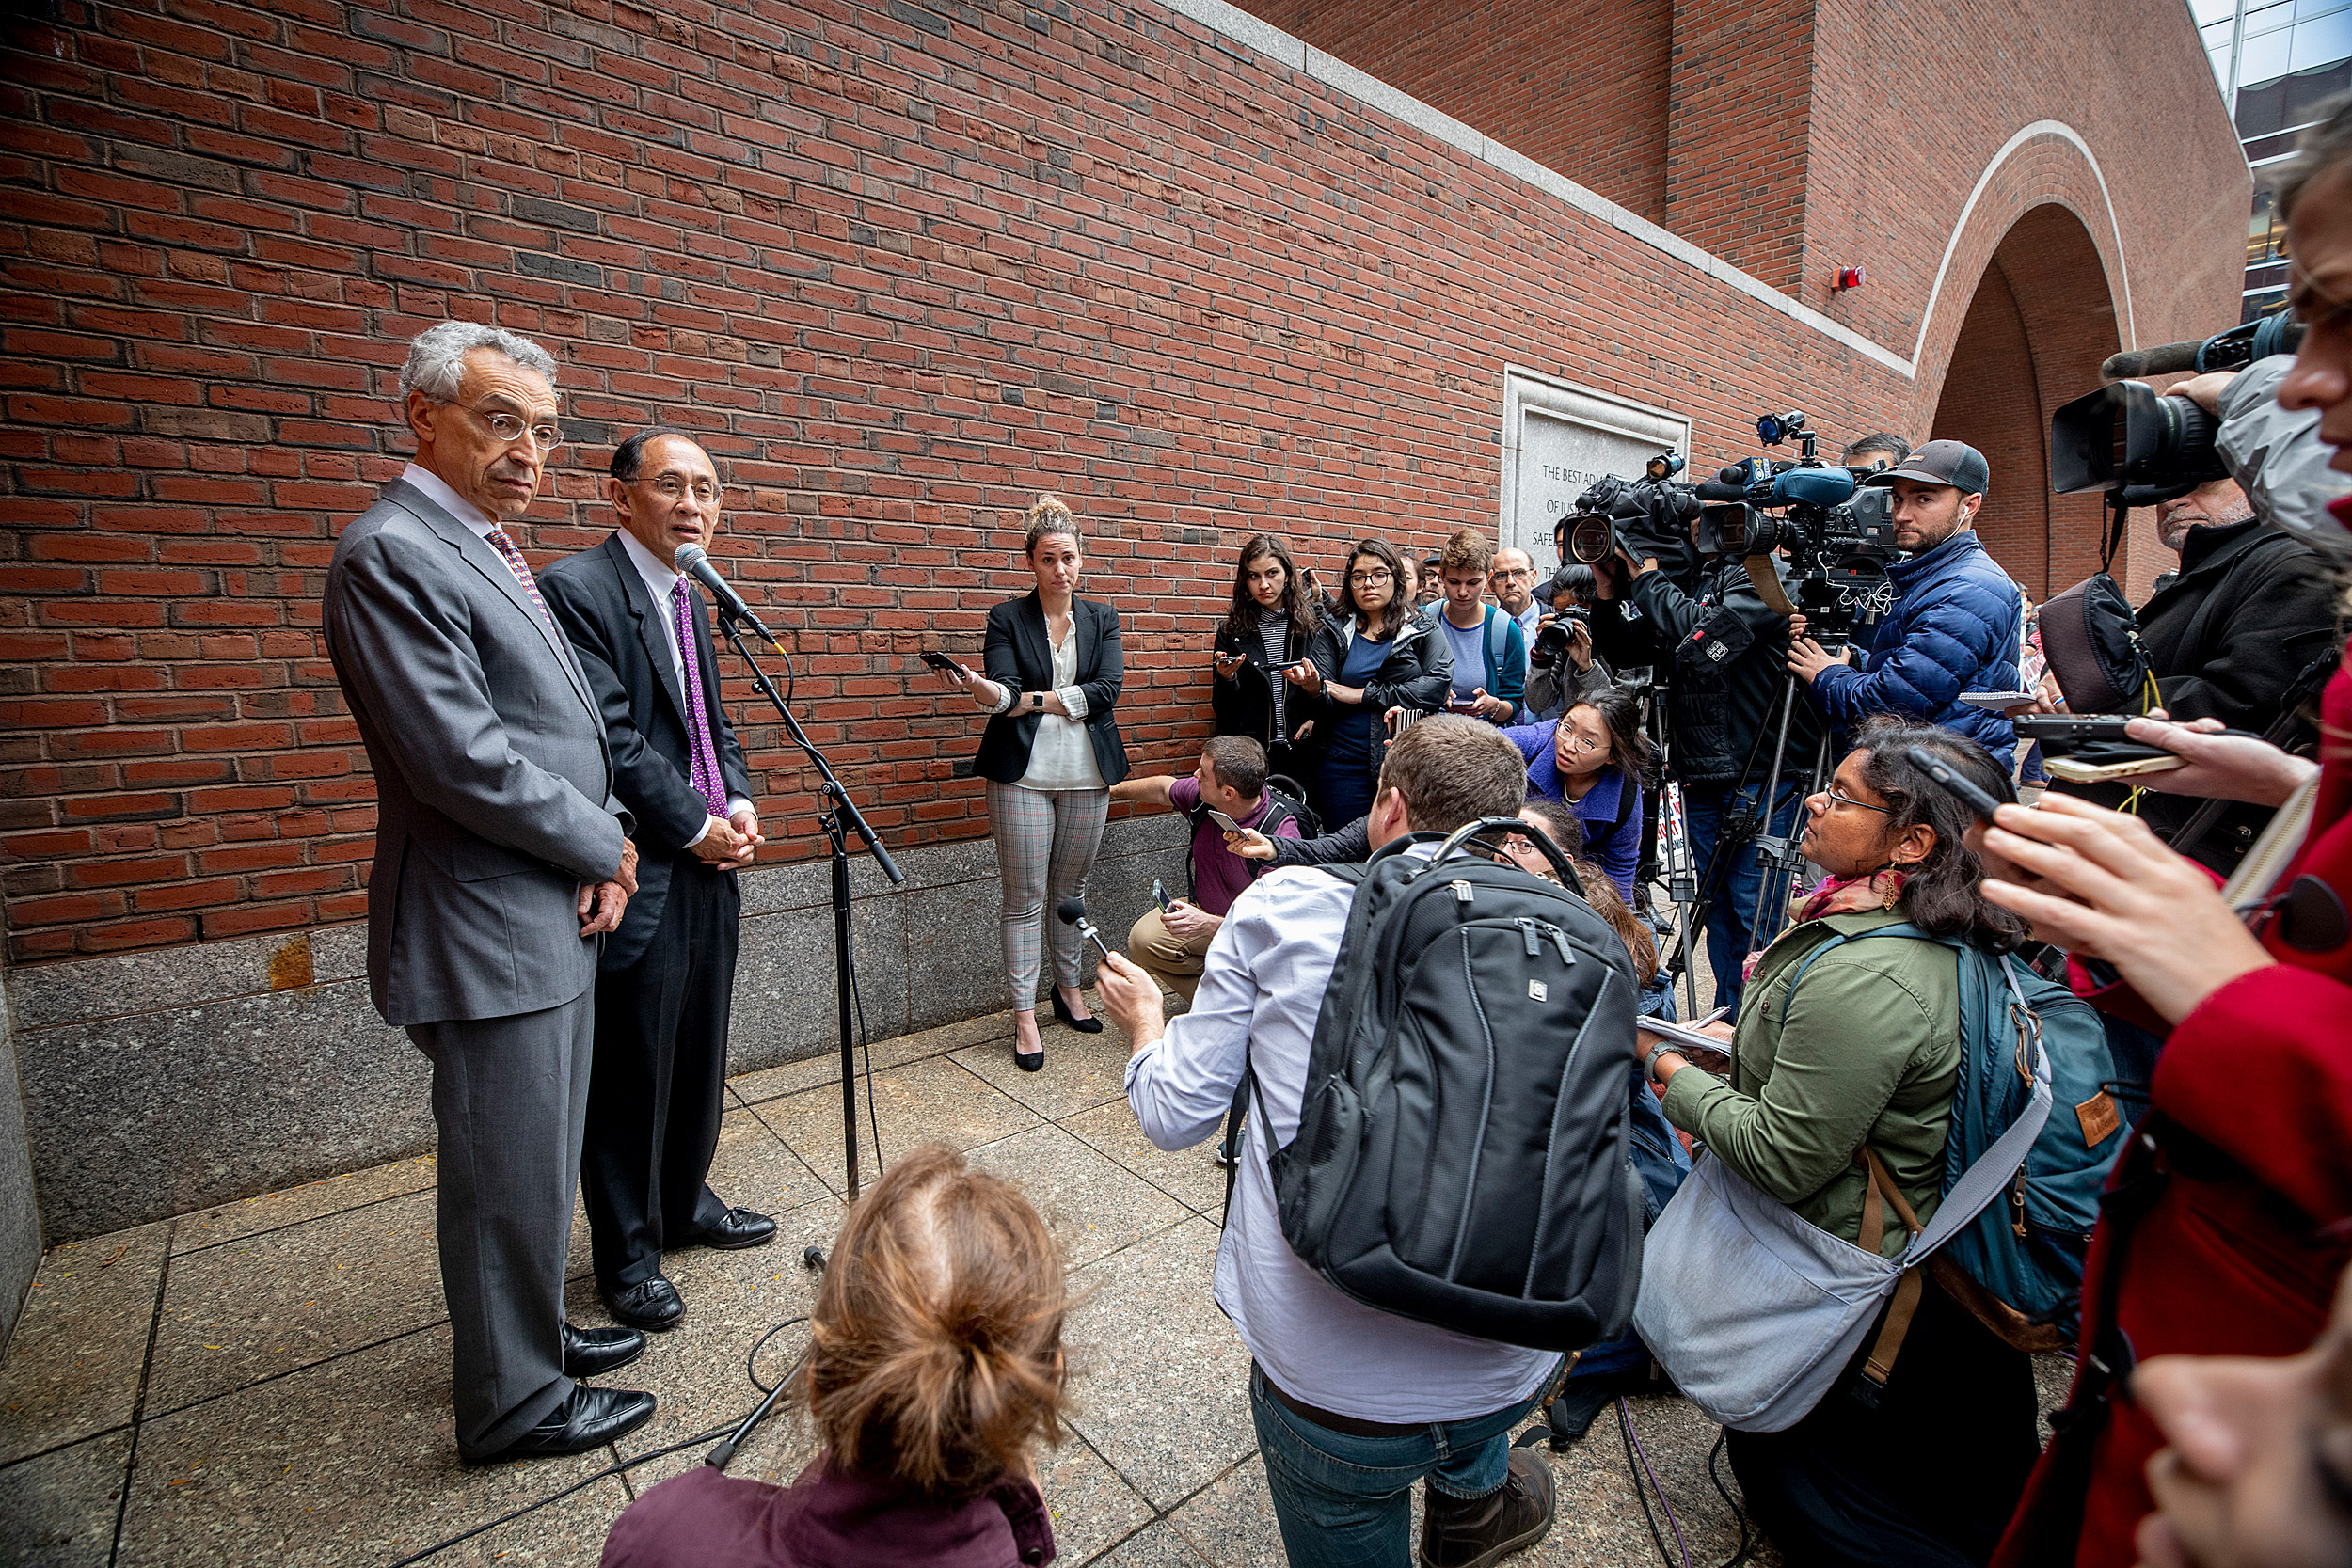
[602,1460,1055,1568]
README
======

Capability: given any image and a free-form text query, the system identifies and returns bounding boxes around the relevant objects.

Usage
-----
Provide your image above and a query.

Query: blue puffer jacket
[1807,531,2023,756]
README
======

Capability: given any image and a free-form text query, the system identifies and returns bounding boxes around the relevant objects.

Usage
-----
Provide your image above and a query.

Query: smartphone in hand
[1152,879,1175,914]
[920,650,964,674]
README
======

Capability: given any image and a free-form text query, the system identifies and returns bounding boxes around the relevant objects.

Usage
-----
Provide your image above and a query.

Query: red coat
[1994,635,2352,1567]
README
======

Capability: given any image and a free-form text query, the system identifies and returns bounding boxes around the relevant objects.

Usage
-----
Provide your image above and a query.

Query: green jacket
[1660,907,1960,1259]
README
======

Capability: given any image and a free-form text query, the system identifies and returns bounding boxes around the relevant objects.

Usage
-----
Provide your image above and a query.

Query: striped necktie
[672,579,726,815]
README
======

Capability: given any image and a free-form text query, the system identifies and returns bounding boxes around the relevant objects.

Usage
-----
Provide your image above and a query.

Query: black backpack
[1225,818,1645,1353]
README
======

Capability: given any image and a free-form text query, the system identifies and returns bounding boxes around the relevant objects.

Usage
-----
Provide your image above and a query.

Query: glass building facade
[2201,0,2352,319]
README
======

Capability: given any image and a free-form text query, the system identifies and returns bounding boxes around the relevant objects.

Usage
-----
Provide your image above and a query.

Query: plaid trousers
[985,781,1109,1008]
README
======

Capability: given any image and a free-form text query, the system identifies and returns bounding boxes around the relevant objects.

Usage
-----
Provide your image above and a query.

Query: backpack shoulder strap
[1486,606,1509,669]
[1775,920,1946,1025]
[1316,862,1368,888]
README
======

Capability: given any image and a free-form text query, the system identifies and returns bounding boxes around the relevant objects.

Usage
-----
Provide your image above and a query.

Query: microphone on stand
[673,543,776,643]
[1057,896,1117,964]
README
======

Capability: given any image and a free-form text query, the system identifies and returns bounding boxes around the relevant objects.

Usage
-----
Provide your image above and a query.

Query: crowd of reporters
[595,105,2352,1568]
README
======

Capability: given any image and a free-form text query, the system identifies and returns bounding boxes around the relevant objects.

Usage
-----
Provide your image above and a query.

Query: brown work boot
[1418,1446,1556,1568]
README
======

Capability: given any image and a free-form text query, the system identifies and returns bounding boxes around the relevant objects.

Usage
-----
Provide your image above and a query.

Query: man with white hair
[324,321,656,1463]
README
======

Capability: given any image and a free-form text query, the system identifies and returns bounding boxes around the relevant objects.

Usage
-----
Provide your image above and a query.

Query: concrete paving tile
[950,1004,1136,1122]
[116,1323,622,1566]
[173,1155,437,1256]
[1532,1391,1772,1567]
[1057,1100,1231,1217]
[728,1007,1018,1106]
[1040,1433,1156,1566]
[753,1056,1040,1199]
[0,1427,130,1567]
[1166,1454,1289,1568]
[965,1123,1190,1270]
[1063,1216,1254,1511]
[144,1189,444,1417]
[701,1106,834,1226]
[1090,1516,1218,1567]
[569,1196,841,1494]
[0,1222,167,1465]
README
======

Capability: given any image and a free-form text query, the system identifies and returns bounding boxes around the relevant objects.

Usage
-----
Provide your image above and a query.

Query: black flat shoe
[465,1384,657,1465]
[562,1321,645,1379]
[601,1275,686,1332]
[680,1207,776,1252]
[1052,989,1104,1035]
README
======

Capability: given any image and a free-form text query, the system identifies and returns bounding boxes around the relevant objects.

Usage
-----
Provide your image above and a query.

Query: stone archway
[1928,204,2126,600]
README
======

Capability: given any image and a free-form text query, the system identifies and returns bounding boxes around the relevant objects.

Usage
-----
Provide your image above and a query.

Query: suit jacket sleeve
[331,529,625,882]
[540,569,713,853]
[1080,601,1122,716]
[982,602,1022,695]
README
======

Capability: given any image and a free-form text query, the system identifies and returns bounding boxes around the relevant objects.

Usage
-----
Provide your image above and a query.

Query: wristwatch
[1641,1038,1675,1085]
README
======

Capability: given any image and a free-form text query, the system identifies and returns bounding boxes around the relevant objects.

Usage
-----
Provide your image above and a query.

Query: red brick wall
[0,0,2245,963]
[1247,0,1673,223]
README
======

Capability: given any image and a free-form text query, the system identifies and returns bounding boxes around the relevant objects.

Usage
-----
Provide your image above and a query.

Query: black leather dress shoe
[465,1384,657,1465]
[562,1321,645,1378]
[602,1275,686,1331]
[680,1207,776,1252]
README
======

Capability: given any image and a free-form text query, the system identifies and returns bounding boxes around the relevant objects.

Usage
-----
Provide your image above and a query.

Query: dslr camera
[1694,411,1899,640]
[1528,605,1588,673]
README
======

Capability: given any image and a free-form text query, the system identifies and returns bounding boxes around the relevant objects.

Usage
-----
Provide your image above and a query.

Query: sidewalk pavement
[0,998,2062,1566]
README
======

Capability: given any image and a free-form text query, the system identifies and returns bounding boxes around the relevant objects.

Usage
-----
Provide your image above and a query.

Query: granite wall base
[0,933,40,1354]
[9,818,1187,1243]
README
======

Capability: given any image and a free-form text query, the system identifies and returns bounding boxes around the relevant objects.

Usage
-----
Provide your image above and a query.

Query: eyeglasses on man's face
[635,474,723,505]
[458,403,563,452]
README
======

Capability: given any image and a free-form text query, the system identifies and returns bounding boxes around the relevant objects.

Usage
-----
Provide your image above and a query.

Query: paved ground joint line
[107,1215,177,1568]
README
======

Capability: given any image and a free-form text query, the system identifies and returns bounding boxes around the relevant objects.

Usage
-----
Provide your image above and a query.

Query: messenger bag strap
[1854,1148,1928,1399]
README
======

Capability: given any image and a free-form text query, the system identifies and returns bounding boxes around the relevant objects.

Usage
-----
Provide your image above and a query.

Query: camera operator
[2049,370,2337,876]
[1787,439,2025,760]
[1590,508,1822,1010]
[1842,431,1911,473]
[1523,564,1612,722]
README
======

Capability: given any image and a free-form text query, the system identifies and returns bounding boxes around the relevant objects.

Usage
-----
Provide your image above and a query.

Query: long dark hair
[1849,718,2027,952]
[1222,533,1317,641]
[1341,538,1409,642]
[1567,686,1658,788]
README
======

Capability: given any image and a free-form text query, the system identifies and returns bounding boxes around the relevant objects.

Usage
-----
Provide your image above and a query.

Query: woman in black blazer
[930,496,1128,1070]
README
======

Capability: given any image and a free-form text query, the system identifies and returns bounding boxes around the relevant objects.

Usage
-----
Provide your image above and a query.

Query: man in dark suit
[324,322,656,1463]
[540,430,774,1332]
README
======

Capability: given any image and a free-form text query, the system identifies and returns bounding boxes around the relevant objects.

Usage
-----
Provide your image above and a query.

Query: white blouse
[1012,617,1103,791]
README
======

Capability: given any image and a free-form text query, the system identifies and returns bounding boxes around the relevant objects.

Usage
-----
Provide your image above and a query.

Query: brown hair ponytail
[805,1144,1072,1499]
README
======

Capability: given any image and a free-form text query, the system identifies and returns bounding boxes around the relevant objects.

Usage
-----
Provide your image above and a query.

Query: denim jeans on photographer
[1248,1360,1564,1568]
[1681,779,1806,1012]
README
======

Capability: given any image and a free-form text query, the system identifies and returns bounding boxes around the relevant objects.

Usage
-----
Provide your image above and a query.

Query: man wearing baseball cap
[1785,437,2026,758]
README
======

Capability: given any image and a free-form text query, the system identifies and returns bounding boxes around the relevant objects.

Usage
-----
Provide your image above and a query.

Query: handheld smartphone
[2043,752,2186,784]
[1204,807,1245,833]
[1152,879,1174,914]
[1903,745,2005,823]
[2012,714,2138,749]
[919,649,963,674]
[1958,689,2040,711]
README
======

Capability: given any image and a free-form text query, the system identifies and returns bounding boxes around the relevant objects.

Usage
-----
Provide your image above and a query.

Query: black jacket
[2067,517,2338,871]
[1212,610,1316,754]
[539,533,756,972]
[1592,557,1820,786]
[973,593,1129,787]
[1300,610,1454,793]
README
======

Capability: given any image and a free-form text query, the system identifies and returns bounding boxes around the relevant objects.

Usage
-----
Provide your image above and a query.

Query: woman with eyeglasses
[1209,534,1319,791]
[1501,686,1652,902]
[1640,720,2042,1568]
[928,496,1127,1072]
[1293,538,1452,826]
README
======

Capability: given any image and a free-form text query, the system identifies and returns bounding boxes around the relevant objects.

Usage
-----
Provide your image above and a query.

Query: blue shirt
[1440,614,1486,705]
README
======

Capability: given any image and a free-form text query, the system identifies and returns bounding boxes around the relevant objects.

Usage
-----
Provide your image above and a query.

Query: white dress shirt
[614,530,752,848]
[1123,848,1560,1422]
[401,462,500,539]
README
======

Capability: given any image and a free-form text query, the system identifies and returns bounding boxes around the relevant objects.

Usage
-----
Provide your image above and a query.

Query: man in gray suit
[324,321,658,1464]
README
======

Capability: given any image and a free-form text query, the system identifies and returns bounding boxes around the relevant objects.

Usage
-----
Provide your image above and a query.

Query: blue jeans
[1681,779,1806,1012]
[1249,1360,1565,1568]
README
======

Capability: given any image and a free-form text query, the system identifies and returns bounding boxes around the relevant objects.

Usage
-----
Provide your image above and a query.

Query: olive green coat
[1659,907,1960,1259]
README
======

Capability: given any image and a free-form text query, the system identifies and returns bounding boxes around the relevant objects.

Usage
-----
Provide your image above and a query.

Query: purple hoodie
[602,1460,1056,1568]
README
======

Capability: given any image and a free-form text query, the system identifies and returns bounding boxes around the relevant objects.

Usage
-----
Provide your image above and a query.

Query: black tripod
[710,608,903,1200]
[1741,673,1832,958]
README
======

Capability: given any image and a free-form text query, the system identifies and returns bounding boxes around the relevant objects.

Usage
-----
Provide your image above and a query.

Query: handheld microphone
[672,544,775,642]
[1057,896,1117,964]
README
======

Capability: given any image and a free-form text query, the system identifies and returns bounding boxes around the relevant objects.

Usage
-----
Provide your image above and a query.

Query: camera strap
[2099,497,2129,574]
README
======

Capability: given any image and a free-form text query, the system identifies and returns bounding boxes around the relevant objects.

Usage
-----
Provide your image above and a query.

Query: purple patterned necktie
[672,579,726,815]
